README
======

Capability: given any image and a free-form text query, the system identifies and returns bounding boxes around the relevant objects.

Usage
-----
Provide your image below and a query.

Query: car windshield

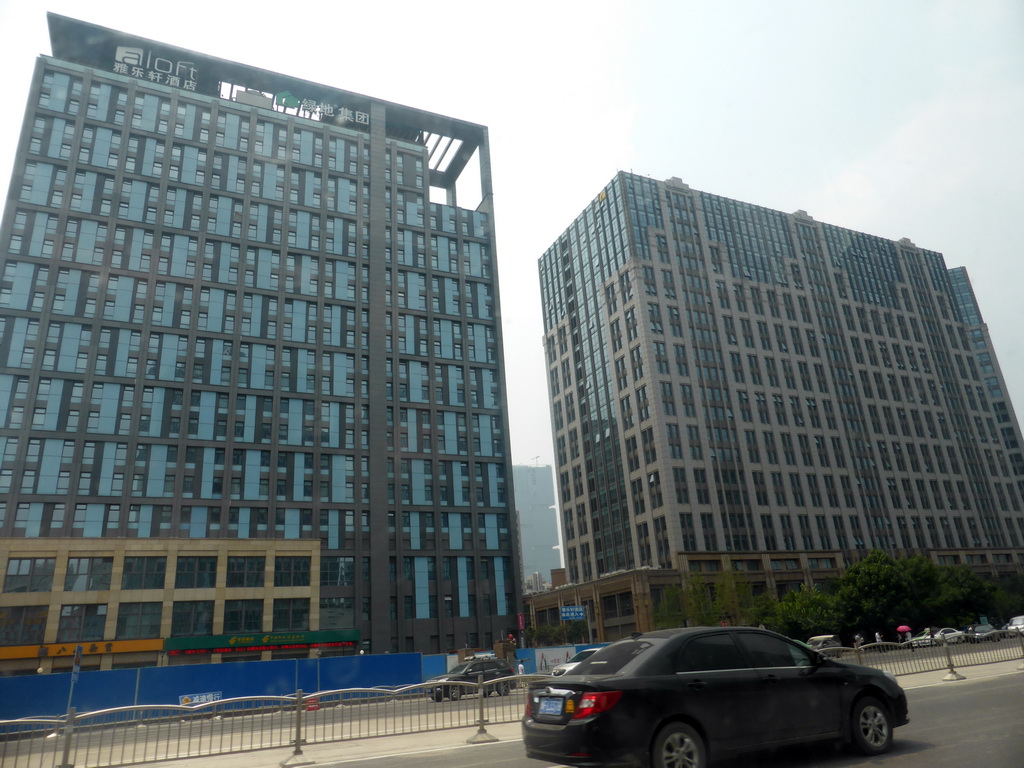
[447,663,472,674]
[572,638,657,676]
[567,649,596,663]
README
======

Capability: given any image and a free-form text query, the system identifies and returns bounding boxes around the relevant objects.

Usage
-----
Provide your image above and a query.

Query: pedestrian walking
[875,631,883,644]
[517,660,525,675]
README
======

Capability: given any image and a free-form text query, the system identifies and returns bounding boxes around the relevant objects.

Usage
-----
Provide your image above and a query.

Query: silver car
[550,647,600,676]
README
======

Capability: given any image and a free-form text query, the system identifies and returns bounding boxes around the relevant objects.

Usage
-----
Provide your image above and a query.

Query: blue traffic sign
[560,605,586,621]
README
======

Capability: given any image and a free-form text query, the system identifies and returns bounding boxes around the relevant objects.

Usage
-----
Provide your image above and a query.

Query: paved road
[20,660,1019,768]
[313,667,1024,768]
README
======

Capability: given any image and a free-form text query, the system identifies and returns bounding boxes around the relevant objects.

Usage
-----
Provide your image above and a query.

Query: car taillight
[571,690,622,719]
[524,696,532,717]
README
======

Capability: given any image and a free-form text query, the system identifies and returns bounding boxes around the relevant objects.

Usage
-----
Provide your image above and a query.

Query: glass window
[320,556,355,586]
[274,556,311,587]
[319,596,354,629]
[175,556,217,588]
[224,599,263,633]
[64,557,113,591]
[171,600,214,636]
[0,605,48,645]
[272,597,309,631]
[677,633,748,672]
[227,556,265,587]
[739,632,814,668]
[121,556,166,590]
[116,602,162,639]
[57,604,108,642]
[4,558,56,592]
[573,639,654,676]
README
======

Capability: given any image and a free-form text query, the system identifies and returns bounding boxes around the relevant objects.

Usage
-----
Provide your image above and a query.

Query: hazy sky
[1,0,1021,469]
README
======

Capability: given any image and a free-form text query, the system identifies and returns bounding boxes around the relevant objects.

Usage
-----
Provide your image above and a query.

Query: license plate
[538,697,563,715]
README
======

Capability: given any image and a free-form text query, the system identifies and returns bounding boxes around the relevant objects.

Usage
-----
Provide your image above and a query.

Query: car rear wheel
[651,722,705,768]
[497,681,510,696]
[449,686,461,701]
[849,697,892,756]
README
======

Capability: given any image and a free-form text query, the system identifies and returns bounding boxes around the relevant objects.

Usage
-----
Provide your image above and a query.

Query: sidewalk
[136,659,1024,768]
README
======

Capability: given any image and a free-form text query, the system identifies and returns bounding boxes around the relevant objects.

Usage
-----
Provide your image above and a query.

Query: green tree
[747,592,780,630]
[653,584,686,629]
[890,554,941,629]
[712,568,758,626]
[833,550,910,639]
[526,623,559,647]
[992,574,1024,624]
[768,585,840,641]
[651,574,717,628]
[680,572,717,626]
[934,565,997,626]
[563,619,590,644]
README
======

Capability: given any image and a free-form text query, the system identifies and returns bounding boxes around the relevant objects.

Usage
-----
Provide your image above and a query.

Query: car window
[675,633,748,672]
[573,639,655,675]
[740,633,814,668]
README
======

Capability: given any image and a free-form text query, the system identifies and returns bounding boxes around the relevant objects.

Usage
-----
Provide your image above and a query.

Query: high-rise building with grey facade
[540,172,1024,593]
[0,14,520,673]
[512,464,561,589]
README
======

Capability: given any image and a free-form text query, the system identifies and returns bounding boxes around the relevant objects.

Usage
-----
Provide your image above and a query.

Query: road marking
[319,735,524,766]
[902,667,1023,690]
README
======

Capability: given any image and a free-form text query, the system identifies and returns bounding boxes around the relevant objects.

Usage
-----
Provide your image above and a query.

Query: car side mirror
[805,652,827,671]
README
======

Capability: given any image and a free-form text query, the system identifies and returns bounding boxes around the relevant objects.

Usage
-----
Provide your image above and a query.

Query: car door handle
[686,680,706,690]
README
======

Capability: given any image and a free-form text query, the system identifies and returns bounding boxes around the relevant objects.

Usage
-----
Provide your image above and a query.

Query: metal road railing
[0,674,545,768]
[826,628,1024,679]
[2,634,1021,768]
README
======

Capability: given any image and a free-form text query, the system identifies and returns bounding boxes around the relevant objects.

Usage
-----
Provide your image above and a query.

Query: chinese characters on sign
[560,605,586,621]
[178,692,223,705]
[113,46,198,90]
[277,91,369,125]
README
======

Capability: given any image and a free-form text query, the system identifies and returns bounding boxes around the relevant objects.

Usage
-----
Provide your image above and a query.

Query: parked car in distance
[807,634,840,650]
[909,629,938,648]
[909,627,963,647]
[932,627,965,644]
[425,657,514,701]
[551,648,601,676]
[522,626,909,768]
[965,623,999,642]
[1004,615,1024,634]
[807,635,844,657]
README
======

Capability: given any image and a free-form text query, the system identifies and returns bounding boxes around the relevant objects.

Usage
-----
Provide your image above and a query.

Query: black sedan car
[522,626,908,768]
[425,657,514,701]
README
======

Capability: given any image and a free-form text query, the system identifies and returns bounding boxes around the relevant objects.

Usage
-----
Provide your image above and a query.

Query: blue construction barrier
[0,653,421,719]
[0,645,605,719]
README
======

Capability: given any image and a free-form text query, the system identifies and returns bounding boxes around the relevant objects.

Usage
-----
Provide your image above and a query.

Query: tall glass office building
[0,14,520,673]
[540,172,1024,597]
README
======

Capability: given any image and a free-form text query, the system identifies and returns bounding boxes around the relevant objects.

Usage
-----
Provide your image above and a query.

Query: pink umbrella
[897,625,911,633]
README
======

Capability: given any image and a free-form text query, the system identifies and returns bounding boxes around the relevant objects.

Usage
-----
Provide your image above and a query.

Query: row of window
[7,213,492,291]
[0,596,313,646]
[3,555,311,593]
[4,549,515,595]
